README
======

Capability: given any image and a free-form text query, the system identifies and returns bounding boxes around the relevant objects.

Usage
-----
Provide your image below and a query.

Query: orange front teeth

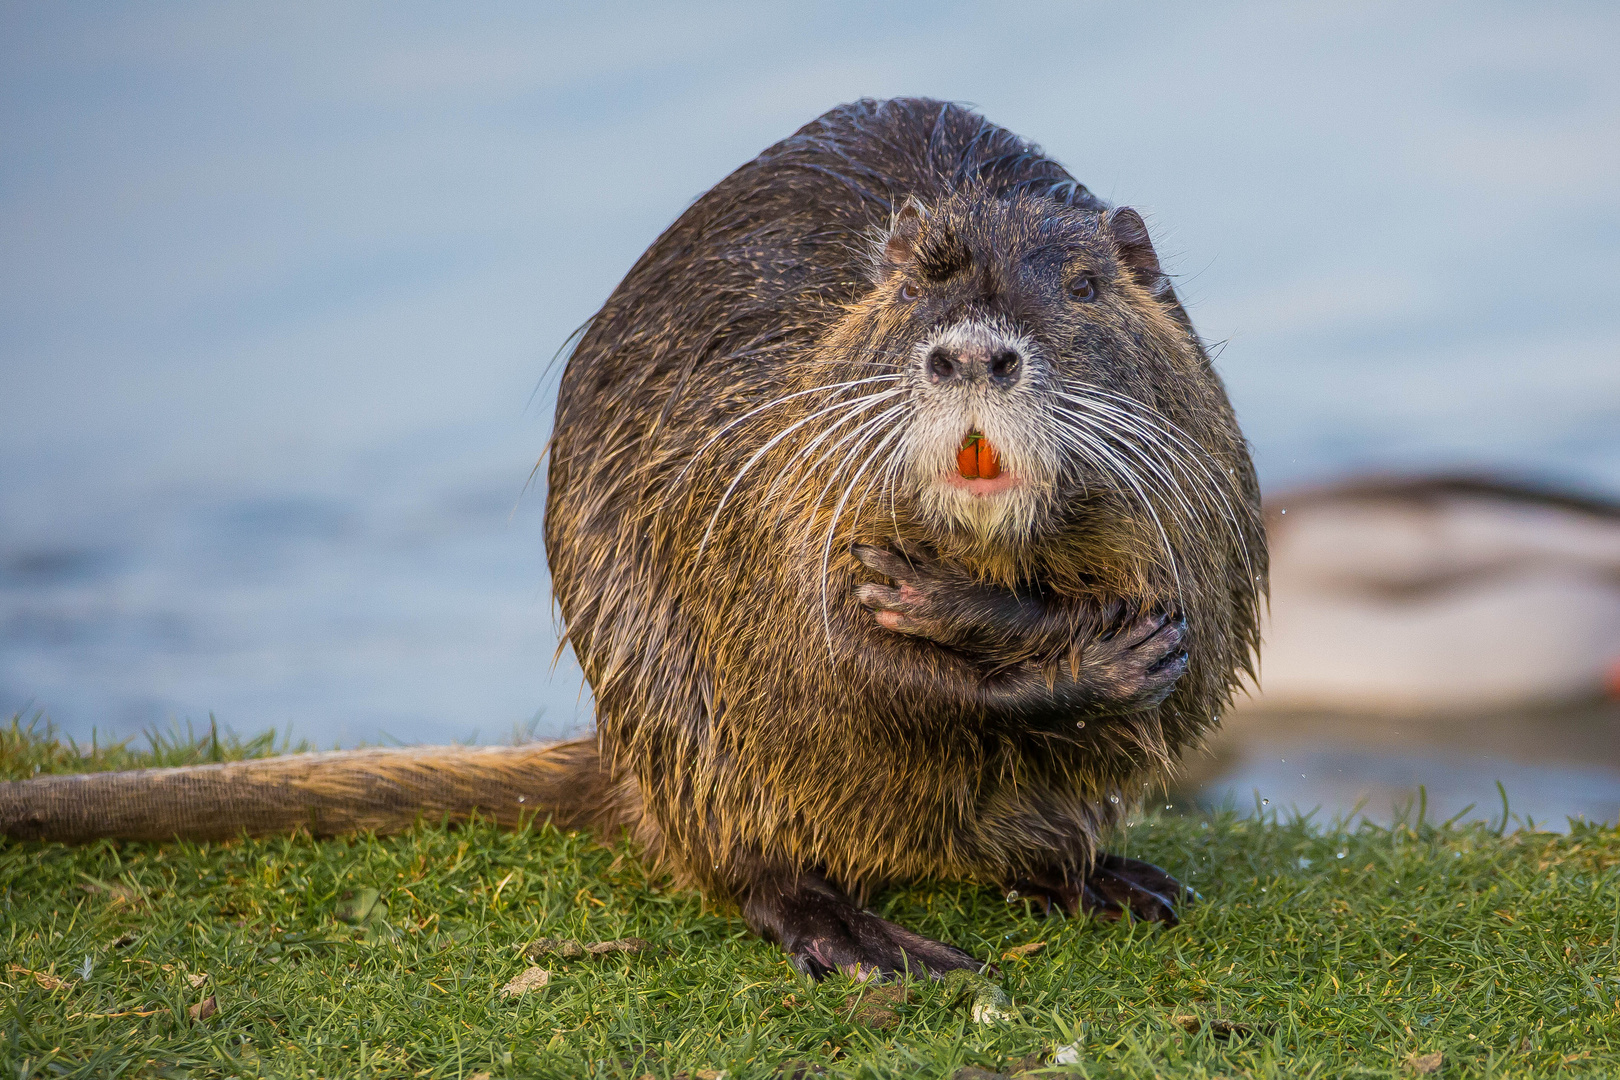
[957,430,1002,479]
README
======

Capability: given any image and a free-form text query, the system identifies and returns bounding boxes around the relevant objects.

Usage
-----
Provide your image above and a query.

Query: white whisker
[696,389,902,555]
[673,375,901,486]
[1054,386,1258,585]
[1042,409,1184,596]
[1053,405,1204,531]
[792,402,909,520]
[764,395,907,515]
[1057,387,1247,528]
[819,422,908,657]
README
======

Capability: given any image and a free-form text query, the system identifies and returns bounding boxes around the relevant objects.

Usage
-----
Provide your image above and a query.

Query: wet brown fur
[0,741,616,844]
[546,98,1266,904]
[1,100,1265,938]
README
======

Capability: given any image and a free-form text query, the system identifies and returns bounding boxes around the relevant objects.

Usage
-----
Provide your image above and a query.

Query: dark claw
[851,542,920,581]
[747,873,984,981]
[1149,648,1190,676]
[1078,607,1191,708]
[1007,853,1189,926]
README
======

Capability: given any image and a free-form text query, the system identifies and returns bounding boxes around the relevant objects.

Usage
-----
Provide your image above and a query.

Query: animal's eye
[1068,274,1097,301]
[898,281,919,302]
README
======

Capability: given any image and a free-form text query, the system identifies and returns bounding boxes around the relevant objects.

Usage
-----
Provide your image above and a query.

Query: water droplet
[1109,795,1119,804]
[1261,798,1269,805]
[1075,720,1086,729]
[1165,805,1173,810]
[1280,509,1287,515]
[1336,851,1347,859]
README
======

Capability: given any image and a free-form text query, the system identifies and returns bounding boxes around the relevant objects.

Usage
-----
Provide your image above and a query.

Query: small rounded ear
[1106,206,1164,286]
[884,196,929,265]
[1109,206,1196,339]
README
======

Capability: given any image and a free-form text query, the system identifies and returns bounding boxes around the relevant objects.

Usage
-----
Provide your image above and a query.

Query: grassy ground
[2,718,1618,1079]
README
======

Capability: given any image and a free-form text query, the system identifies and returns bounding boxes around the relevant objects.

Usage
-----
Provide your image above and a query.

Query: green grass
[2,717,1618,1079]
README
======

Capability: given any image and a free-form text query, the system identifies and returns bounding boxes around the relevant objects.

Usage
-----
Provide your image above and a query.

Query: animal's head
[682,183,1262,675]
[834,188,1245,571]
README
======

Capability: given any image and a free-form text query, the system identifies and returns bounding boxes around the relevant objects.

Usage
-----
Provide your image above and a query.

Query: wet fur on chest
[545,98,1265,907]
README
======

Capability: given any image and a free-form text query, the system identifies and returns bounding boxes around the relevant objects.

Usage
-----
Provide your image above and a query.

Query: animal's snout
[924,343,1022,389]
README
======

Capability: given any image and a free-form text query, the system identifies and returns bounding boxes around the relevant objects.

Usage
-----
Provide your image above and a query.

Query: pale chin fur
[899,317,1062,544]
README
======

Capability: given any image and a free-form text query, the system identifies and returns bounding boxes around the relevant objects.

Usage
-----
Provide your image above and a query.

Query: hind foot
[744,871,984,981]
[1008,853,1188,926]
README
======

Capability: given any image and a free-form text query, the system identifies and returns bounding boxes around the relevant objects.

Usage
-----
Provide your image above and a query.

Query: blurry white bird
[1246,476,1620,715]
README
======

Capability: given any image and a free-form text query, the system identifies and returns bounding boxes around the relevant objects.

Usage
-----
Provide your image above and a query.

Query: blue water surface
[2,3,1617,771]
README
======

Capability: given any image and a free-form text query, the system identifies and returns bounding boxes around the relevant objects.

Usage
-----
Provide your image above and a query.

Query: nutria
[2,98,1266,980]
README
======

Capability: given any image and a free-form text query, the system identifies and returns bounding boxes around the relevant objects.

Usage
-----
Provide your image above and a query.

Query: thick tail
[0,738,616,844]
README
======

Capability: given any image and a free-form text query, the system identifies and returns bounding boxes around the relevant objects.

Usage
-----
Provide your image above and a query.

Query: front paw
[1079,606,1189,708]
[852,542,975,646]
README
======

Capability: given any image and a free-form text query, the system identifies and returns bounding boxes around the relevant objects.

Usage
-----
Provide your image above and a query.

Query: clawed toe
[1082,606,1191,707]
[788,911,982,981]
[851,542,922,581]
[1008,854,1189,927]
[748,872,984,982]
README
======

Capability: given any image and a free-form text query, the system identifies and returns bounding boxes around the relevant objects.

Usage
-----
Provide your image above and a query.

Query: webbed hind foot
[1008,853,1188,926]
[744,871,983,981]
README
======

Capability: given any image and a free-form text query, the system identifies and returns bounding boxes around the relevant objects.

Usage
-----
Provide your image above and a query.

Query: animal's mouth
[956,429,1000,479]
[943,429,1020,495]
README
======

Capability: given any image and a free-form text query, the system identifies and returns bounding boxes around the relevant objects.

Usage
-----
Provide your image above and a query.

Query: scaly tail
[0,739,616,844]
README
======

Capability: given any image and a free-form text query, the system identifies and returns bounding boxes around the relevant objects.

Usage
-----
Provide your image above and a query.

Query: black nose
[988,348,1020,386]
[925,345,1022,388]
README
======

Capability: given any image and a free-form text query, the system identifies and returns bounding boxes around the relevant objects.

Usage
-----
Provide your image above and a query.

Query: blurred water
[2,3,1618,796]
[1202,746,1620,830]
[1183,703,1620,829]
